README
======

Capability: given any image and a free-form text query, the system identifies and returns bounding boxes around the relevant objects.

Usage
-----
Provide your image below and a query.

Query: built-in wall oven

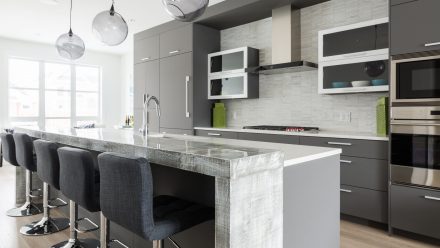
[391,106,440,188]
[391,54,440,104]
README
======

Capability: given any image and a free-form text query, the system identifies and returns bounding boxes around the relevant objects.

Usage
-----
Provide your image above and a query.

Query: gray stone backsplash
[220,0,389,133]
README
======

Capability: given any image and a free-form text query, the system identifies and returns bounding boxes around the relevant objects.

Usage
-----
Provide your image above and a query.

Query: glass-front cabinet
[208,47,259,99]
[318,18,389,94]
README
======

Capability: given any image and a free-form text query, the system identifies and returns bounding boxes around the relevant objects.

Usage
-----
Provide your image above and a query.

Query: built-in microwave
[391,54,440,104]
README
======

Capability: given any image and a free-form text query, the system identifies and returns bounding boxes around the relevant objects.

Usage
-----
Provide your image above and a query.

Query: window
[8,58,101,129]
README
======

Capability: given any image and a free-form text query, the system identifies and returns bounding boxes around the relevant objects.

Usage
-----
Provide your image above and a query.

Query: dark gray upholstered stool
[98,152,214,248]
[52,147,101,248]
[20,140,70,236]
[7,133,43,217]
[0,133,18,167]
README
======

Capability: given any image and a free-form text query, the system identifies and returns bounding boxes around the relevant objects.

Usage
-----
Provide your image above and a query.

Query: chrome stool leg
[19,182,69,235]
[6,170,42,217]
[51,201,100,248]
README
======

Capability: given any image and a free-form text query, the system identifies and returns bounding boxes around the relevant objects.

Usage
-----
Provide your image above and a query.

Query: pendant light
[56,0,85,60]
[162,0,209,22]
[92,0,128,46]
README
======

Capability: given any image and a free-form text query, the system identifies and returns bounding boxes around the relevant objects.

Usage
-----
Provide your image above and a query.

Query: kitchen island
[12,127,341,248]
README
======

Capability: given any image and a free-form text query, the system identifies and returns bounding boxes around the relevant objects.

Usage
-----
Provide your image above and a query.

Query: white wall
[0,36,125,129]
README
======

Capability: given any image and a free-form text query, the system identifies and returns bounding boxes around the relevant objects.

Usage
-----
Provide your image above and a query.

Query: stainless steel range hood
[246,5,318,75]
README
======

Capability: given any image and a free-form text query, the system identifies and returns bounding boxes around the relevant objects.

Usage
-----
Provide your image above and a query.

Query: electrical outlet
[336,112,351,123]
[233,111,238,120]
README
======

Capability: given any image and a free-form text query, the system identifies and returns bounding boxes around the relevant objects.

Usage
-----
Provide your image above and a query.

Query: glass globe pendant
[92,0,128,46]
[162,0,209,22]
[56,0,85,60]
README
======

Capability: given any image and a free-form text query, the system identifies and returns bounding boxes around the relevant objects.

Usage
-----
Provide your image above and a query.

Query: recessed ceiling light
[40,0,59,5]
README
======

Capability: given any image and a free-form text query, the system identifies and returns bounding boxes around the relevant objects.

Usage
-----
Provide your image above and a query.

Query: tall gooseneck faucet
[140,94,160,137]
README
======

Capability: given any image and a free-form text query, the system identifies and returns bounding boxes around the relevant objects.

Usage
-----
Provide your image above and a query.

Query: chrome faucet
[139,94,161,137]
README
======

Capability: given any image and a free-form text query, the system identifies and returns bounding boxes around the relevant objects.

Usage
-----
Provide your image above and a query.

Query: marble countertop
[194,127,389,141]
[14,127,340,174]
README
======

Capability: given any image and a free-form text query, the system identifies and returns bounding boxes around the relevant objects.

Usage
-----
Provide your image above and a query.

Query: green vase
[213,103,226,128]
[376,97,389,136]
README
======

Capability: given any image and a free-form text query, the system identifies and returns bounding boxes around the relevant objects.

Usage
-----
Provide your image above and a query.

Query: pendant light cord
[69,0,73,35]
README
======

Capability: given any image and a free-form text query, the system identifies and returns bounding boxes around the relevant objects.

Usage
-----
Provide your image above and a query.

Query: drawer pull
[340,189,352,193]
[424,196,440,201]
[425,42,440,47]
[141,57,150,61]
[207,133,221,136]
[340,160,352,164]
[327,142,352,146]
[169,50,180,54]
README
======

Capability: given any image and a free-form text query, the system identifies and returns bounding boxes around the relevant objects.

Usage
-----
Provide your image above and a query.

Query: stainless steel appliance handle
[185,76,190,118]
[328,142,352,146]
[169,50,180,54]
[207,133,221,136]
[391,122,440,127]
[424,196,440,201]
[340,189,352,193]
[340,160,352,164]
[425,42,440,47]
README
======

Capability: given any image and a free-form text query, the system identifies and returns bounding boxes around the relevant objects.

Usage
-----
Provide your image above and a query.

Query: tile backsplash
[220,0,389,133]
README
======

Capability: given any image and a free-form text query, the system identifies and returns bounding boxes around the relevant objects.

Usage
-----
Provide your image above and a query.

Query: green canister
[376,97,389,136]
[213,103,226,128]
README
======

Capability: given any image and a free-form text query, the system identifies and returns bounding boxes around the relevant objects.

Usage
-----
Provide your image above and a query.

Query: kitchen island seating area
[0,132,216,248]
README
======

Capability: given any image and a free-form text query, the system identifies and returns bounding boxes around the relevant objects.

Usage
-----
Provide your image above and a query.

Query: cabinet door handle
[425,42,440,47]
[327,142,352,146]
[141,57,150,61]
[207,133,221,136]
[340,189,352,193]
[169,50,180,54]
[340,160,352,164]
[185,76,190,118]
[424,196,440,201]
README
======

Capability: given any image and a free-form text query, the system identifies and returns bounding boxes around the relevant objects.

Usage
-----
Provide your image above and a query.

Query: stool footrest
[29,188,43,198]
[74,218,99,234]
[48,198,68,208]
[110,239,130,248]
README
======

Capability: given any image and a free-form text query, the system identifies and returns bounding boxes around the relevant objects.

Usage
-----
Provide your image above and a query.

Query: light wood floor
[0,165,439,248]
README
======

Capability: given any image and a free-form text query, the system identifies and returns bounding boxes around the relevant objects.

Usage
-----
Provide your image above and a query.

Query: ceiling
[0,0,225,55]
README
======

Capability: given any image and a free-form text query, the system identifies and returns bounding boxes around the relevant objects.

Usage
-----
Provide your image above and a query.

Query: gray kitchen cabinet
[160,128,194,136]
[391,184,440,239]
[134,36,159,64]
[340,185,388,223]
[340,156,388,191]
[133,60,160,133]
[391,0,440,55]
[299,136,388,159]
[195,130,238,139]
[134,23,220,134]
[238,132,299,144]
[160,53,193,130]
[160,25,193,58]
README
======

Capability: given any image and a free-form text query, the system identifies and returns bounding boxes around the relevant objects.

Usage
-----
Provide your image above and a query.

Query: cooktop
[243,125,319,132]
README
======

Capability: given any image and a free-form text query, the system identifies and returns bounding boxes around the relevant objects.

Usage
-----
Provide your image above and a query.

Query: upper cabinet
[390,0,440,55]
[159,25,193,58]
[134,36,159,64]
[207,47,259,100]
[319,18,389,63]
[318,18,390,94]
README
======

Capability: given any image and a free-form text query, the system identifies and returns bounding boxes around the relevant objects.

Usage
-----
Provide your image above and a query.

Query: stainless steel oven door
[391,54,440,104]
[390,121,440,188]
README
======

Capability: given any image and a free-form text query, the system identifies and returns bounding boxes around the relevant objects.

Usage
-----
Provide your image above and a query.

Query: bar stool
[20,140,70,235]
[53,147,101,248]
[7,133,42,217]
[0,133,18,168]
[98,152,214,248]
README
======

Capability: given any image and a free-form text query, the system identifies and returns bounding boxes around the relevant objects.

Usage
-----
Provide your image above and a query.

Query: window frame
[7,57,102,128]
